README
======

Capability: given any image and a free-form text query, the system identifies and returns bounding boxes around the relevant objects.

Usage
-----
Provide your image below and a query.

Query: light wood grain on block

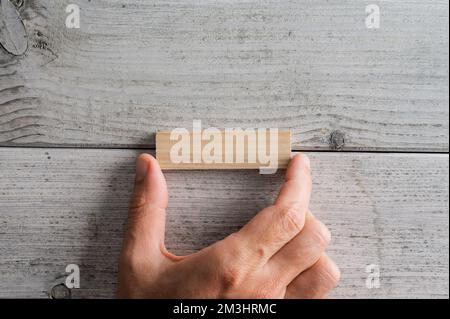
[156,130,291,170]
[0,0,448,151]
[0,148,448,298]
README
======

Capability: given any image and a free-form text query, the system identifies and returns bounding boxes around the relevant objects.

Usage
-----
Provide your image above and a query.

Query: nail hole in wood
[50,284,71,299]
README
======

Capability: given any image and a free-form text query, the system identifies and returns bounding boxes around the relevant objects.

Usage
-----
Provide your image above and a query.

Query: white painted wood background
[0,149,448,298]
[1,0,448,151]
[0,0,448,298]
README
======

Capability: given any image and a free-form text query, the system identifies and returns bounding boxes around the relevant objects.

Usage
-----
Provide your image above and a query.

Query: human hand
[118,154,340,298]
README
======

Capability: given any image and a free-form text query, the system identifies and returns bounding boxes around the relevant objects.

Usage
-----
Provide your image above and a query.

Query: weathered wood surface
[0,0,448,301]
[0,0,448,151]
[0,0,28,55]
[0,148,448,298]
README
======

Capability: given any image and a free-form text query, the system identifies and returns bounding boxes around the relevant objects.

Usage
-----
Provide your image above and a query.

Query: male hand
[118,154,340,298]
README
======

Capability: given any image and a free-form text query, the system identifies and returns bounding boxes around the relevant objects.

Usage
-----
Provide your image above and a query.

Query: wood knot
[0,0,28,55]
[329,130,346,151]
[50,284,71,299]
[10,0,24,9]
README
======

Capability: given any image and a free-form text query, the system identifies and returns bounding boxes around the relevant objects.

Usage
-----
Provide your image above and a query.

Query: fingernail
[135,155,149,182]
[299,154,311,170]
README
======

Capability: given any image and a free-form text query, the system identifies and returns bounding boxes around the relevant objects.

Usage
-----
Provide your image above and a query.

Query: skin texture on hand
[118,154,340,299]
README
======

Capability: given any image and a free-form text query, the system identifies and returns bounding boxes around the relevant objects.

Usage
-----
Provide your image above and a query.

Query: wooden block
[156,129,291,171]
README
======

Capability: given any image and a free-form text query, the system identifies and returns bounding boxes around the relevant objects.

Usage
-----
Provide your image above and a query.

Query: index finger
[275,154,312,207]
[232,154,312,264]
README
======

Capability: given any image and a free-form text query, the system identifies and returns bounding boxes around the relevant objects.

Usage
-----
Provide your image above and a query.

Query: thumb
[126,153,168,256]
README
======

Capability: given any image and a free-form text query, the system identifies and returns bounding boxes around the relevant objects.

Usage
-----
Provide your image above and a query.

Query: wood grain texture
[0,0,448,151]
[0,0,28,55]
[0,148,448,298]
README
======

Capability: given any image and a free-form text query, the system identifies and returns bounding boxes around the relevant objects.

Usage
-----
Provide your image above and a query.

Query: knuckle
[255,247,267,260]
[319,259,341,287]
[129,194,146,212]
[329,267,341,286]
[278,204,305,234]
[226,232,268,264]
[215,236,251,291]
[120,249,146,274]
[311,220,331,248]
[220,263,243,290]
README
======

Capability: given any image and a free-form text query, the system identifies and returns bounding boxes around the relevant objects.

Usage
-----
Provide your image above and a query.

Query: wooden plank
[156,129,291,170]
[0,148,448,298]
[0,0,448,151]
[0,0,28,55]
